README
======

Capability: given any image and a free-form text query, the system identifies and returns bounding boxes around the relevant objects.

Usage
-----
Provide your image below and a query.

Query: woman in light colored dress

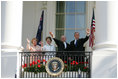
[27,38,43,63]
[42,37,56,61]
[27,38,42,52]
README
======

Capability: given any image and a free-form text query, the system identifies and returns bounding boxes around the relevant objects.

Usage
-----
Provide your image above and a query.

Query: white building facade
[1,1,117,78]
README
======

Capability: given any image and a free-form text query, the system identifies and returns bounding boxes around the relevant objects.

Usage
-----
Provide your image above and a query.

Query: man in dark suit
[49,32,70,61]
[49,32,70,51]
[70,28,90,62]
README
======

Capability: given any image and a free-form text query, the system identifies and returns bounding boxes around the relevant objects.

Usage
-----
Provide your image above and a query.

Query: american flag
[89,9,95,48]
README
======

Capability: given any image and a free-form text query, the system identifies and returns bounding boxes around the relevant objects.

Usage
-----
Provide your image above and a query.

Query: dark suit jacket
[53,38,70,51]
[70,36,89,52]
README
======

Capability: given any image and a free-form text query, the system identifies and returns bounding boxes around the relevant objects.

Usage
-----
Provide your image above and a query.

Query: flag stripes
[89,9,95,48]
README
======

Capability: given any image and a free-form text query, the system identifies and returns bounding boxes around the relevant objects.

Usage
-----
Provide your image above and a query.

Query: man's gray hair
[74,32,80,35]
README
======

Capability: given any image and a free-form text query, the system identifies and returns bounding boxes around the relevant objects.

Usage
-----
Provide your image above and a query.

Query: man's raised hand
[86,28,90,35]
[49,32,54,38]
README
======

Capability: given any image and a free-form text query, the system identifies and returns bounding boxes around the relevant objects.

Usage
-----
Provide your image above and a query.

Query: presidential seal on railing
[45,57,64,76]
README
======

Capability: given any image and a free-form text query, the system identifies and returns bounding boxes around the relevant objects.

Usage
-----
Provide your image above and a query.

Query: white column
[94,1,117,50]
[92,1,117,78]
[1,1,23,78]
[1,1,23,51]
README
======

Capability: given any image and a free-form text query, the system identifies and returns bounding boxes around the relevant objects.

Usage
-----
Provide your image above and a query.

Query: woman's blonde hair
[31,38,38,44]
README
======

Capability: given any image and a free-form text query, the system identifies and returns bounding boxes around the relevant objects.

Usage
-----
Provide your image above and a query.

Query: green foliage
[24,64,46,74]
[64,64,89,72]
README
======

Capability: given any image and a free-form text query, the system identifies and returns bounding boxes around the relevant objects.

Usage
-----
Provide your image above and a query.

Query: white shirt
[74,39,77,45]
[43,44,56,57]
[63,42,67,49]
[43,44,55,51]
[43,44,55,61]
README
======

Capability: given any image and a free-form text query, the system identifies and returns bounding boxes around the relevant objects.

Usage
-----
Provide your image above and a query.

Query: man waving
[49,32,70,51]
[49,32,70,61]
[70,28,90,62]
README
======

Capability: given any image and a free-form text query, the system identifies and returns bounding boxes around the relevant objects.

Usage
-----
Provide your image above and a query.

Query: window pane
[65,30,75,43]
[78,30,86,38]
[66,14,75,28]
[56,14,65,28]
[56,1,65,13]
[76,1,85,13]
[66,1,75,13]
[76,14,85,28]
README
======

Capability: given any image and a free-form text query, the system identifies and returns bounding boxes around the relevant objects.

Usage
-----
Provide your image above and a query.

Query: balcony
[19,51,92,78]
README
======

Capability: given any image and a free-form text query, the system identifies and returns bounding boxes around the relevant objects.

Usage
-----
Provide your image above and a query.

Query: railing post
[19,52,21,78]
[17,51,22,78]
[90,52,92,78]
[16,51,19,78]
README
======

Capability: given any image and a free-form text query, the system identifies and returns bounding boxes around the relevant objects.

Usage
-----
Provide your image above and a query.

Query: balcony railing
[19,51,92,78]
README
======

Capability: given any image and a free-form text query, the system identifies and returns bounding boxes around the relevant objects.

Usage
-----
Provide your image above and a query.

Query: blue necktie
[75,41,77,47]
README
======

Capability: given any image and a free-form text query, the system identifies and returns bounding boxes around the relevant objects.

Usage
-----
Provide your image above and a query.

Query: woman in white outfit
[43,36,55,61]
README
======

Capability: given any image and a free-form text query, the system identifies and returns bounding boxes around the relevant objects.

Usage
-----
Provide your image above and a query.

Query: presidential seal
[45,57,64,76]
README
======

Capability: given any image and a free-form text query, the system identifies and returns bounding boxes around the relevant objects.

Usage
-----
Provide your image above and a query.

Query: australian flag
[36,11,44,45]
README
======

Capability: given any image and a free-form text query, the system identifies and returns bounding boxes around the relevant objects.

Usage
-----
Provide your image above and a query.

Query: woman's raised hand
[26,38,30,44]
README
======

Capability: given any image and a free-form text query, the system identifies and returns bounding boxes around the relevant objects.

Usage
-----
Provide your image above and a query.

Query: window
[56,1,86,43]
